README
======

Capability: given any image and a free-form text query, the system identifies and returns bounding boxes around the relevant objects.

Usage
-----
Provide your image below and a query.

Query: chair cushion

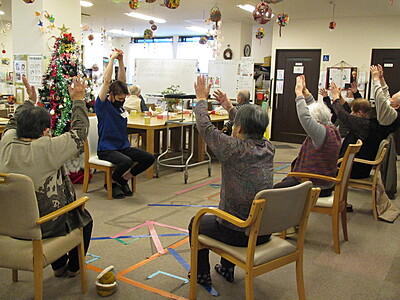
[315,195,334,208]
[198,235,296,266]
[0,228,82,271]
[89,156,115,167]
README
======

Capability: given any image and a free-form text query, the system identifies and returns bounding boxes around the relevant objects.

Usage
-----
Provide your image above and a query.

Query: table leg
[145,129,155,179]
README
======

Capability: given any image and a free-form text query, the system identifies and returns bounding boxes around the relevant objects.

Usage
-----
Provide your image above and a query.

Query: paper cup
[144,116,151,125]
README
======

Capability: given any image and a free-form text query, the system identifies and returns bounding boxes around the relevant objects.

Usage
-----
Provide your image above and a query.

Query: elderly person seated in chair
[188,75,274,286]
[123,85,148,113]
[0,75,92,278]
[274,75,341,197]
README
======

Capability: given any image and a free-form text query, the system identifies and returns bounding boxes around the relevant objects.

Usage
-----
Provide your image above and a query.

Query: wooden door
[271,49,321,143]
[371,49,400,154]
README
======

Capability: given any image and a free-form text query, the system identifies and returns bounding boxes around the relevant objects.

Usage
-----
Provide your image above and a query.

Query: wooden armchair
[190,182,320,300]
[0,173,88,300]
[288,139,362,254]
[348,139,388,221]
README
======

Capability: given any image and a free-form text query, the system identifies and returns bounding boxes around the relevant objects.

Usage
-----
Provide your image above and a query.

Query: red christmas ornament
[88,34,94,41]
[2,49,6,54]
[23,0,35,3]
[253,2,273,25]
[329,21,336,30]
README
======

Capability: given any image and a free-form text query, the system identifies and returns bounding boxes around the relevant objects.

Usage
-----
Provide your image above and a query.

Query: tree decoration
[164,0,180,9]
[82,24,90,31]
[23,0,35,3]
[255,27,265,39]
[199,36,208,45]
[36,10,56,33]
[329,2,336,30]
[88,34,94,41]
[151,24,157,31]
[144,29,153,39]
[210,6,222,29]
[149,20,155,25]
[129,0,140,10]
[39,29,93,138]
[253,2,273,25]
[276,13,289,37]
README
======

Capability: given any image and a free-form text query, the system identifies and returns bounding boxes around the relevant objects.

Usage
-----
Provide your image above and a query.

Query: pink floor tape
[174,178,221,195]
[110,220,189,255]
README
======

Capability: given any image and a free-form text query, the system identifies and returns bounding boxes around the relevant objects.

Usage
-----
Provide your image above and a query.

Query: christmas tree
[39,26,93,136]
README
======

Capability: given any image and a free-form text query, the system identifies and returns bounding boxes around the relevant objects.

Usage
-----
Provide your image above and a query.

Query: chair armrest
[36,196,89,225]
[288,172,340,183]
[353,158,379,165]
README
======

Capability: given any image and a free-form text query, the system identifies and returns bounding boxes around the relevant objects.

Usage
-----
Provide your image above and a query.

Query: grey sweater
[372,80,398,126]
[0,100,90,238]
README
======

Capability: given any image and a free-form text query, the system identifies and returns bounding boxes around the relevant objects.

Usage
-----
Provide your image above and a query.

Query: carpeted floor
[1,141,400,300]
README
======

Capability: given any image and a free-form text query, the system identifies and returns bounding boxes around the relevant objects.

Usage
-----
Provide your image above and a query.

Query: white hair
[308,102,332,125]
[129,85,141,96]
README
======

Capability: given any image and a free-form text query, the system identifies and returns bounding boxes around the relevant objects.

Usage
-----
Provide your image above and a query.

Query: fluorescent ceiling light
[237,4,255,13]
[80,1,93,7]
[0,11,5,16]
[125,12,167,24]
[186,26,208,34]
[108,29,139,37]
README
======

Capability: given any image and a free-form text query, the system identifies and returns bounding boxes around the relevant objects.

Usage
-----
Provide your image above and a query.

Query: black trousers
[188,215,270,274]
[51,211,93,272]
[98,147,155,182]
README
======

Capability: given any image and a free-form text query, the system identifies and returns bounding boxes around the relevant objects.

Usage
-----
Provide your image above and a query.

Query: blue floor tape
[91,233,189,241]
[147,270,189,284]
[274,164,290,171]
[86,253,100,264]
[167,248,219,296]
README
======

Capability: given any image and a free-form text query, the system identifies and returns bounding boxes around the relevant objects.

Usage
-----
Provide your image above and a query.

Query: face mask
[112,100,125,109]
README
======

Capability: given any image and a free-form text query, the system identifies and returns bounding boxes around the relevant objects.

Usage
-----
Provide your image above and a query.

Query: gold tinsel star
[58,24,70,34]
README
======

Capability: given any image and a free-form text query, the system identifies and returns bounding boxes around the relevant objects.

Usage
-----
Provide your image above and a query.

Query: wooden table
[127,113,228,179]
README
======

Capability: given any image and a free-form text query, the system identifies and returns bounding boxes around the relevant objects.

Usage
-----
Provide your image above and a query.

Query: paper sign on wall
[276,80,284,94]
[293,66,304,74]
[277,69,284,80]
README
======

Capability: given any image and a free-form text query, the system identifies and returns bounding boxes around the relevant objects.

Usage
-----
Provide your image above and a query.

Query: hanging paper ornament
[253,2,273,25]
[23,0,35,3]
[144,29,153,39]
[146,0,157,2]
[199,36,208,45]
[88,34,94,41]
[329,3,336,30]
[129,0,140,10]
[164,0,180,9]
[151,24,158,31]
[210,6,222,23]
[276,13,289,37]
[329,21,336,30]
[255,27,265,39]
[92,64,99,72]
[149,20,155,25]
[82,24,90,31]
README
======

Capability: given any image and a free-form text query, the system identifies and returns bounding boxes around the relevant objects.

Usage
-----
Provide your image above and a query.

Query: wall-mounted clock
[244,44,251,57]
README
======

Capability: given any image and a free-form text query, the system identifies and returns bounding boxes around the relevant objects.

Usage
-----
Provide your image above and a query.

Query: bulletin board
[326,66,357,89]
[208,60,254,100]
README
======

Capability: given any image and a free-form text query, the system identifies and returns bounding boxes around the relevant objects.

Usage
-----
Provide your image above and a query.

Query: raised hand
[329,82,341,100]
[370,65,380,81]
[301,75,310,97]
[110,49,121,60]
[213,89,233,112]
[377,64,386,85]
[194,75,211,100]
[68,75,87,101]
[319,88,328,98]
[22,75,37,103]
[295,76,304,97]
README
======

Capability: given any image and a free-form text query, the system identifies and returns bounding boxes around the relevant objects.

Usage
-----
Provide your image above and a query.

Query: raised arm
[98,50,121,102]
[117,51,126,83]
[295,76,326,148]
[370,65,397,125]
[213,89,237,122]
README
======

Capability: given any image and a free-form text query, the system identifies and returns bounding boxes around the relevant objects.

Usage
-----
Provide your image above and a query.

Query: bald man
[222,90,251,136]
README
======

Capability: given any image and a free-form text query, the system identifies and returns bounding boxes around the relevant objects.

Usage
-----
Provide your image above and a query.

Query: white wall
[0,27,14,94]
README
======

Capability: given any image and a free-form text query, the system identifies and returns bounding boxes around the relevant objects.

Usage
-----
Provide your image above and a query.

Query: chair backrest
[374,139,389,163]
[253,181,314,236]
[87,116,99,158]
[336,139,363,205]
[0,173,42,240]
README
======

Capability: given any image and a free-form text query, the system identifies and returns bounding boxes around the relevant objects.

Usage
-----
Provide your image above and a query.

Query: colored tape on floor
[167,248,219,296]
[147,270,189,284]
[86,253,100,264]
[148,204,218,208]
[92,233,188,241]
[174,178,221,195]
[274,164,290,171]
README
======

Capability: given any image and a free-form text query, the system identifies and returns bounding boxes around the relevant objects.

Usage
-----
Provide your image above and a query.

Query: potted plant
[161,84,182,112]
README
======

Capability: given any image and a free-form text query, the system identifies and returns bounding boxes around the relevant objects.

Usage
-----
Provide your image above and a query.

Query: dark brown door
[371,49,400,154]
[271,49,321,143]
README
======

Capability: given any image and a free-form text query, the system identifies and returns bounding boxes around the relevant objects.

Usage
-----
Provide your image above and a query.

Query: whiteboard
[208,60,254,100]
[133,59,198,95]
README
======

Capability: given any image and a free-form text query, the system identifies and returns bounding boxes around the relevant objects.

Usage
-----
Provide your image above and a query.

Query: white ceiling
[1,0,400,37]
